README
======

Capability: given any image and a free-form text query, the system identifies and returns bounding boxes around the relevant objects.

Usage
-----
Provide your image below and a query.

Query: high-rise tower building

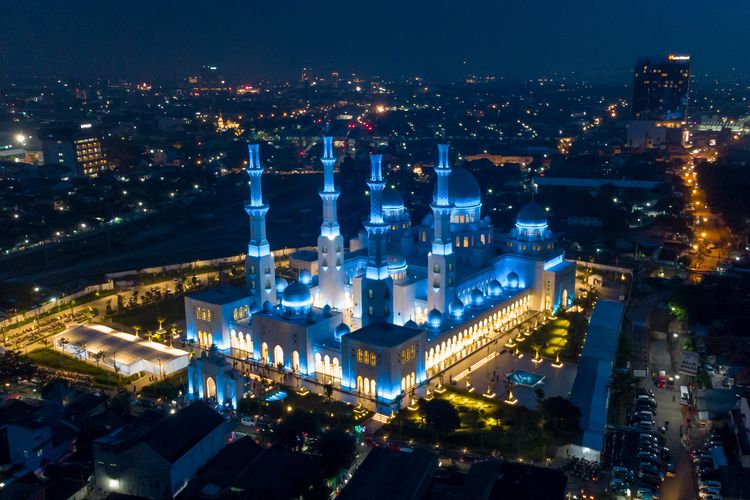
[427,144,456,315]
[317,136,346,310]
[360,154,393,325]
[244,144,276,305]
[632,54,691,122]
[628,54,691,149]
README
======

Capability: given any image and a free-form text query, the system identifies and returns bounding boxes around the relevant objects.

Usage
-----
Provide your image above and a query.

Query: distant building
[93,402,230,499]
[628,54,691,149]
[40,126,108,177]
[632,54,691,121]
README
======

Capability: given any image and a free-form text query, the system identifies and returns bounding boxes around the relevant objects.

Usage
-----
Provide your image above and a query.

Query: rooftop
[339,447,437,500]
[55,324,188,367]
[345,322,423,348]
[188,285,252,305]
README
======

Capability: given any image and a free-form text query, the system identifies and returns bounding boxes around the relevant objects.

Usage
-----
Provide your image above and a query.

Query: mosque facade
[185,139,575,409]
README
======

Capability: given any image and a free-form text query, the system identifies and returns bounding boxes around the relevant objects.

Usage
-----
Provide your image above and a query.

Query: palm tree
[58,337,70,352]
[133,325,142,337]
[93,350,107,368]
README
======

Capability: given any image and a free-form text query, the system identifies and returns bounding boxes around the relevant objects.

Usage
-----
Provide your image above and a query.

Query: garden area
[378,385,581,462]
[139,369,188,400]
[239,384,373,429]
[106,293,185,334]
[27,348,135,388]
[517,311,589,362]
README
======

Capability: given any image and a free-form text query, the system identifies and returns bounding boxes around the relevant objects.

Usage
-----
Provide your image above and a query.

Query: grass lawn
[109,294,185,332]
[518,312,588,362]
[28,348,134,387]
[252,385,372,429]
[379,385,547,461]
[139,369,188,400]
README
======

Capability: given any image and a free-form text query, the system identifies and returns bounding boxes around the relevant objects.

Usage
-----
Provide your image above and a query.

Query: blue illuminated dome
[516,201,547,227]
[334,322,350,342]
[488,279,502,297]
[275,276,288,294]
[432,168,481,208]
[506,271,520,288]
[281,281,312,317]
[382,189,404,209]
[386,246,407,272]
[448,297,465,319]
[298,269,313,285]
[470,287,485,307]
[262,300,273,312]
[427,308,443,328]
[404,319,419,329]
[322,304,333,317]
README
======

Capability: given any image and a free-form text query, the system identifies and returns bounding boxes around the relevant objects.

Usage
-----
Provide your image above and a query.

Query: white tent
[54,324,189,376]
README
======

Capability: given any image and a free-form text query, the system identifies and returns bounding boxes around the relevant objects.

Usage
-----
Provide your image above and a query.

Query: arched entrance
[562,289,569,309]
[292,350,300,372]
[261,343,269,364]
[205,376,216,399]
[274,345,284,368]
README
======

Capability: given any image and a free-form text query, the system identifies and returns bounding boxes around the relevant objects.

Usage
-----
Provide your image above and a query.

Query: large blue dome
[433,168,481,208]
[516,202,547,226]
[382,188,404,209]
[281,281,312,316]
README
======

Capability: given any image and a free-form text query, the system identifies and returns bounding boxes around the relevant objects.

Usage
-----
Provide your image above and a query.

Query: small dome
[275,276,288,294]
[507,271,519,288]
[404,319,419,329]
[281,281,312,316]
[427,308,443,327]
[386,246,407,271]
[382,189,404,209]
[516,201,547,226]
[322,304,333,317]
[448,297,465,318]
[298,269,313,285]
[262,300,273,312]
[334,322,350,341]
[470,288,485,306]
[432,168,481,208]
[488,280,502,297]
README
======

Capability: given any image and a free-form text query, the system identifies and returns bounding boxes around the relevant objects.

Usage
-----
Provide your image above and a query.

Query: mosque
[185,139,575,409]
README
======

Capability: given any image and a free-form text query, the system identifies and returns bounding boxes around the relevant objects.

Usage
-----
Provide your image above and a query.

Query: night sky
[1,0,748,82]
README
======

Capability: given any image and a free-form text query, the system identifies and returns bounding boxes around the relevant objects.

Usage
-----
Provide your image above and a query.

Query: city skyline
[1,0,749,81]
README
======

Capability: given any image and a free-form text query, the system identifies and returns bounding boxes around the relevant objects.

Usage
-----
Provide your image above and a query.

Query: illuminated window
[364,351,369,365]
[357,349,362,362]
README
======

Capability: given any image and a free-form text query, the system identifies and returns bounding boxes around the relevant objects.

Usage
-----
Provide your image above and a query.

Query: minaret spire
[360,153,393,325]
[317,136,346,309]
[427,143,456,315]
[245,144,276,304]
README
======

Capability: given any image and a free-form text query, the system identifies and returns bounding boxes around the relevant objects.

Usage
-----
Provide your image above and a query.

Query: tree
[57,337,70,353]
[0,351,36,383]
[93,350,107,368]
[539,397,582,445]
[323,383,333,403]
[276,411,321,450]
[419,398,460,437]
[315,428,356,478]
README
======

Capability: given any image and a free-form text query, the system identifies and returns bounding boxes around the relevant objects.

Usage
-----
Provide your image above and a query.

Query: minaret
[360,153,393,325]
[317,136,346,309]
[244,144,276,304]
[427,144,456,314]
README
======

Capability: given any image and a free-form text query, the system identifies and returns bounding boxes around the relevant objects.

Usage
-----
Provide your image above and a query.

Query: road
[647,337,696,500]
[679,158,738,275]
